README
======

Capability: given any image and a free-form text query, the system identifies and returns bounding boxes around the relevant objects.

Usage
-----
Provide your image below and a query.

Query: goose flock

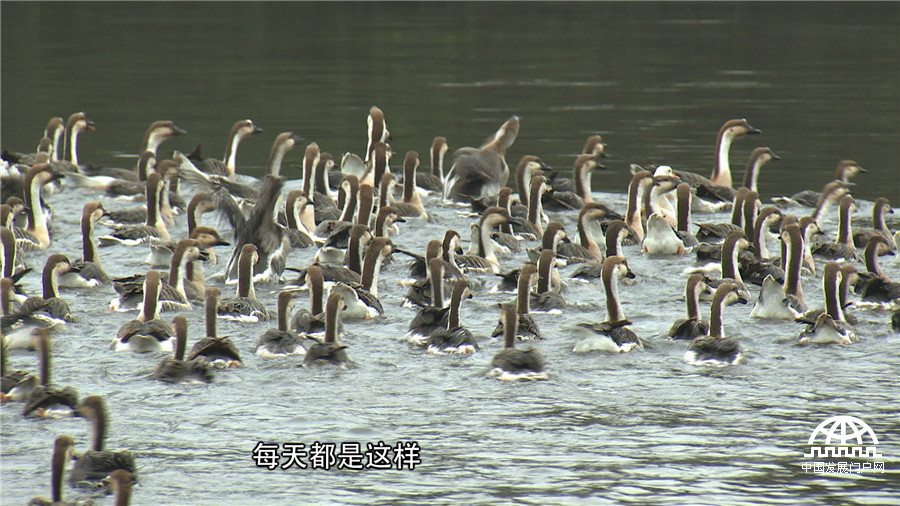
[2,108,898,504]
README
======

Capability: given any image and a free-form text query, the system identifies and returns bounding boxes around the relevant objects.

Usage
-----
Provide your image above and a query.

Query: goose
[28,436,91,506]
[188,119,262,178]
[811,195,858,261]
[491,263,541,341]
[81,120,186,183]
[571,220,631,280]
[406,257,453,344]
[624,170,653,243]
[444,115,519,203]
[565,202,612,263]
[772,160,865,208]
[530,249,566,312]
[22,329,78,418]
[426,279,478,355]
[299,142,324,201]
[695,230,752,301]
[643,212,685,256]
[14,254,75,325]
[113,239,207,312]
[668,274,713,340]
[56,111,96,172]
[853,235,900,304]
[313,174,359,239]
[373,205,405,239]
[674,183,700,249]
[525,174,551,238]
[641,174,682,228]
[798,261,859,344]
[526,221,567,264]
[780,214,820,276]
[1,329,38,402]
[411,136,448,194]
[331,237,392,320]
[742,147,780,193]
[673,118,761,190]
[13,163,58,251]
[360,141,391,189]
[98,172,169,246]
[751,223,808,319]
[738,206,785,286]
[218,244,273,322]
[190,287,243,367]
[684,283,747,366]
[312,150,339,205]
[1,116,64,165]
[455,207,510,274]
[512,155,549,217]
[388,152,429,220]
[303,291,352,368]
[544,154,604,210]
[58,202,110,287]
[105,470,134,506]
[809,179,854,227]
[256,291,306,357]
[283,190,317,249]
[2,227,31,304]
[796,263,859,327]
[574,256,642,353]
[852,197,895,254]
[364,106,390,165]
[113,271,175,353]
[291,265,329,336]
[69,395,138,485]
[694,186,749,244]
[148,226,229,295]
[487,303,547,381]
[152,315,214,383]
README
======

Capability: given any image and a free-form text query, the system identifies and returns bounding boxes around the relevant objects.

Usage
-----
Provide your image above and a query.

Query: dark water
[2,2,899,505]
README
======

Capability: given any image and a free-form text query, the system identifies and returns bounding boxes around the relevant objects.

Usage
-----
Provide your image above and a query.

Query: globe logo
[808,416,878,446]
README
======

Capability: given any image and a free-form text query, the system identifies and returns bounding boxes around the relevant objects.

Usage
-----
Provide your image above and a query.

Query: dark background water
[2,2,898,201]
[2,3,899,505]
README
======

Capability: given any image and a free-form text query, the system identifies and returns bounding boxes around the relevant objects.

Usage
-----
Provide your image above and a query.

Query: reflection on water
[2,2,898,504]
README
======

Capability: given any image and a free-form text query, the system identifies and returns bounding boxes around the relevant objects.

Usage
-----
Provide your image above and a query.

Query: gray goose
[488,303,547,381]
[444,116,519,203]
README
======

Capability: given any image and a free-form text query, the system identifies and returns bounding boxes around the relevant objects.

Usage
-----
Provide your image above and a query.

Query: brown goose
[152,315,214,383]
[255,291,307,357]
[444,115,519,203]
[811,195,858,261]
[411,136,448,194]
[426,278,478,355]
[12,163,58,251]
[674,118,761,190]
[303,291,352,368]
[668,274,713,340]
[28,436,90,505]
[98,172,169,246]
[14,254,76,325]
[69,395,138,485]
[59,202,110,287]
[575,256,642,353]
[772,160,865,208]
[488,303,547,381]
[113,271,174,353]
[491,263,541,341]
[188,119,263,178]
[799,262,858,345]
[852,197,895,254]
[22,329,78,418]
[218,244,273,322]
[190,288,243,367]
[742,147,780,193]
[684,283,747,365]
[364,106,390,165]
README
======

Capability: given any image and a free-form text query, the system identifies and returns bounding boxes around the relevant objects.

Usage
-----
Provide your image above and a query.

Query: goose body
[684,283,747,366]
[444,116,519,203]
[488,303,547,381]
[574,256,642,353]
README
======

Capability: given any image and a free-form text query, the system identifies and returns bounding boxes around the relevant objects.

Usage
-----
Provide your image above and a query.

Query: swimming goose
[105,469,134,505]
[694,186,749,244]
[571,220,632,280]
[373,205,405,239]
[700,230,752,300]
[23,329,78,418]
[364,106,390,165]
[28,436,88,506]
[751,223,808,319]
[1,329,38,402]
[218,244,273,322]
[624,170,653,244]
[642,174,682,228]
[668,274,713,340]
[56,112,96,172]
[69,395,138,485]
[566,202,610,262]
[291,265,331,336]
[113,271,175,352]
[796,263,859,327]
[673,118,761,189]
[508,155,548,216]
[738,206,786,286]
[58,202,110,288]
[544,155,603,210]
[313,174,359,239]
[256,291,306,357]
[811,195,858,261]
[13,163,58,251]
[852,197,895,254]
[14,254,75,325]
[221,174,291,284]
[361,142,391,189]
[742,147,780,193]
[1,227,30,302]
[2,116,64,165]
[117,239,207,312]
[491,263,542,341]
[389,152,429,220]
[189,119,262,178]
[853,235,900,304]
[772,160,865,208]
[574,256,642,353]
[527,221,567,264]
[98,172,169,246]
[81,120,185,182]
[334,236,392,320]
[525,174,551,238]
[798,262,859,344]
[808,179,854,227]
[406,258,452,344]
[152,315,214,383]
[303,291,352,368]
[300,142,322,195]
[426,279,478,355]
[444,115,519,203]
[411,136,448,194]
[684,283,747,366]
[530,249,566,312]
[488,303,547,381]
[643,212,685,256]
[190,287,243,367]
[455,207,510,274]
[283,190,316,249]
[674,183,700,249]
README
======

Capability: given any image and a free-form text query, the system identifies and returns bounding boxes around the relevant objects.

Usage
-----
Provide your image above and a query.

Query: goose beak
[252,125,264,134]
[172,124,188,136]
[625,270,636,280]
[86,119,96,132]
[746,123,761,135]
[770,152,781,161]
[198,250,210,262]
